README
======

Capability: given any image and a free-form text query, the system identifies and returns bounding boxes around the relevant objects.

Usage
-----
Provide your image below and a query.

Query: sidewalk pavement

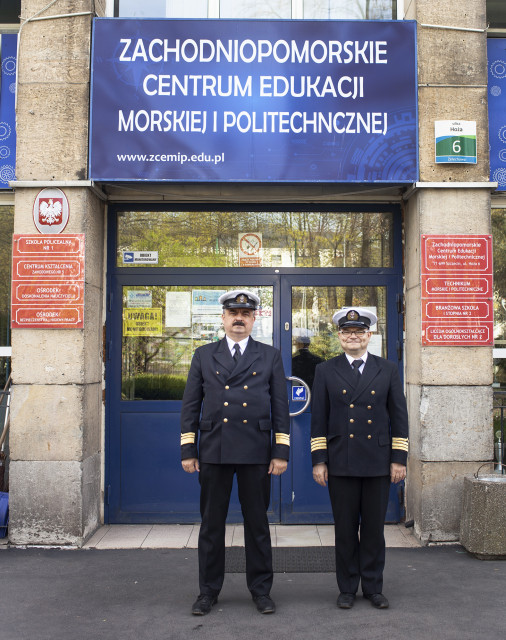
[82,522,421,550]
[0,523,420,550]
[1,526,505,640]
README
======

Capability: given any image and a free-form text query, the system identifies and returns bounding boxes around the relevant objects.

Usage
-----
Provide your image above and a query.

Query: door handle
[286,376,311,417]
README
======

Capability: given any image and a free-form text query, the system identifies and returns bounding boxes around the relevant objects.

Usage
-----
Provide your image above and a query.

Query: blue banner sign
[0,34,17,189]
[90,19,417,183]
[488,39,506,190]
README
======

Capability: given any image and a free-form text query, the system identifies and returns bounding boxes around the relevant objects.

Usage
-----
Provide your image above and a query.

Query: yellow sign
[123,308,162,336]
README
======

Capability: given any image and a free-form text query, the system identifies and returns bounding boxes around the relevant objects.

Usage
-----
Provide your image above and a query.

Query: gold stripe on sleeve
[311,437,327,452]
[276,433,291,446]
[181,432,196,445]
[392,437,409,452]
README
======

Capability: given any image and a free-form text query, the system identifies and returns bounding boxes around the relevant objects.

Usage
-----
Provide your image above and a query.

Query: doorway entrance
[105,206,403,524]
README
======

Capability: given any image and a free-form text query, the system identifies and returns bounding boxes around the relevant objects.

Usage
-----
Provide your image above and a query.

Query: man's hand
[182,458,200,473]
[390,462,406,484]
[268,458,288,475]
[312,463,328,487]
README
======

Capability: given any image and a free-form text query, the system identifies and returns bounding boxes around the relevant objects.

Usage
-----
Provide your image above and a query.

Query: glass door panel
[121,284,273,401]
[282,279,395,523]
[291,285,387,387]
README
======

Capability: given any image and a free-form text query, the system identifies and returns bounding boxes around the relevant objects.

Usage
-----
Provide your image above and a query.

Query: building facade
[1,0,504,545]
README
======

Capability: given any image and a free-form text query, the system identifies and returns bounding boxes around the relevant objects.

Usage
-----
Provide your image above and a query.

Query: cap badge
[346,310,359,321]
[236,294,248,304]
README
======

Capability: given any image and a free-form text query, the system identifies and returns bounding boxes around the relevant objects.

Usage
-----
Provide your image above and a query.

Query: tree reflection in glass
[117,209,393,269]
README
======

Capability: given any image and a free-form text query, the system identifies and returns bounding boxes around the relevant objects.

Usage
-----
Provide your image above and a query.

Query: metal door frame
[104,204,404,524]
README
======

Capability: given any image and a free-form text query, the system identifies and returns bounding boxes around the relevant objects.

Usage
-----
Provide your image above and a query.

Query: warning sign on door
[123,308,163,337]
[238,232,262,267]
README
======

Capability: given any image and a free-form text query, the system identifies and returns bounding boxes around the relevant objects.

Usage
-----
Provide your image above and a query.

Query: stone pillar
[404,0,494,542]
[8,1,106,545]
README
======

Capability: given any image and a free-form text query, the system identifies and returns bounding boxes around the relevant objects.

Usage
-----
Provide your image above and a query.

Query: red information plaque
[423,276,493,297]
[421,235,493,346]
[11,234,85,329]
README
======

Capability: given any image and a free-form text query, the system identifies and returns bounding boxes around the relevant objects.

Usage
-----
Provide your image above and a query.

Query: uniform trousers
[328,475,391,596]
[198,462,272,598]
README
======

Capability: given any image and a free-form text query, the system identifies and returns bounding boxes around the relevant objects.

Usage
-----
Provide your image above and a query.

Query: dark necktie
[351,359,363,378]
[233,343,242,364]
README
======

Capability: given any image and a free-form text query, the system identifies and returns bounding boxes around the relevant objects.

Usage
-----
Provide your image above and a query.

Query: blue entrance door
[105,273,403,524]
[106,274,282,524]
[279,274,403,523]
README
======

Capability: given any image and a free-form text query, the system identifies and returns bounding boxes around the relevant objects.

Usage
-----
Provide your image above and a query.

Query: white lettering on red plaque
[424,300,492,320]
[11,234,85,329]
[14,307,82,326]
[16,235,80,254]
[422,236,490,272]
[423,276,492,296]
[33,188,69,234]
[14,283,84,305]
[13,258,83,279]
[424,325,491,344]
[421,235,493,346]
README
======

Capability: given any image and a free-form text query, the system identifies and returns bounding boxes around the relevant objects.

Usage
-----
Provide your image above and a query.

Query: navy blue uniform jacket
[310,353,409,477]
[181,337,290,464]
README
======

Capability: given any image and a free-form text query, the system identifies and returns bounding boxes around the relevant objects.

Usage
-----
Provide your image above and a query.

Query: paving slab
[275,525,321,547]
[141,525,194,549]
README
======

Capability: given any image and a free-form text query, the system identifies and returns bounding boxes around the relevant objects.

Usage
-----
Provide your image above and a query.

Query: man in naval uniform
[311,307,409,610]
[181,289,290,616]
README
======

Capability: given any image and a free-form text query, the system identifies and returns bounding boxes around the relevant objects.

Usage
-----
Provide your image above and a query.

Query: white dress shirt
[226,335,250,357]
[345,351,368,375]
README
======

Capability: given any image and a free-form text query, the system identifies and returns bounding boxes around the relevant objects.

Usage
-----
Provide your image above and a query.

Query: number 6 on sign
[435,120,477,164]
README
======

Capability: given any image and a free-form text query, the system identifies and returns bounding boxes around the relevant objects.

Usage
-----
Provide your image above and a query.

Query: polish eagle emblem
[39,198,63,225]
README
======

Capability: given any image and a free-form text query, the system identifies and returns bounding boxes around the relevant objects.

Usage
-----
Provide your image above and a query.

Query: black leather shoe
[253,595,276,614]
[364,593,389,609]
[337,593,355,609]
[191,594,218,615]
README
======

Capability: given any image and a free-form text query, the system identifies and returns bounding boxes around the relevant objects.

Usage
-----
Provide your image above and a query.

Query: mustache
[233,321,245,326]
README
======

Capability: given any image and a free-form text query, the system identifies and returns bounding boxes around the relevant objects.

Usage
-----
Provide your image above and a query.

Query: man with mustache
[181,289,290,616]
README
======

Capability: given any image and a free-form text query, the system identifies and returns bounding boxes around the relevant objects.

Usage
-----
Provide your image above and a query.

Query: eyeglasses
[339,329,367,337]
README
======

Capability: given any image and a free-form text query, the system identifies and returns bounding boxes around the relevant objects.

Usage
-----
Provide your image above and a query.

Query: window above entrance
[116,209,394,269]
